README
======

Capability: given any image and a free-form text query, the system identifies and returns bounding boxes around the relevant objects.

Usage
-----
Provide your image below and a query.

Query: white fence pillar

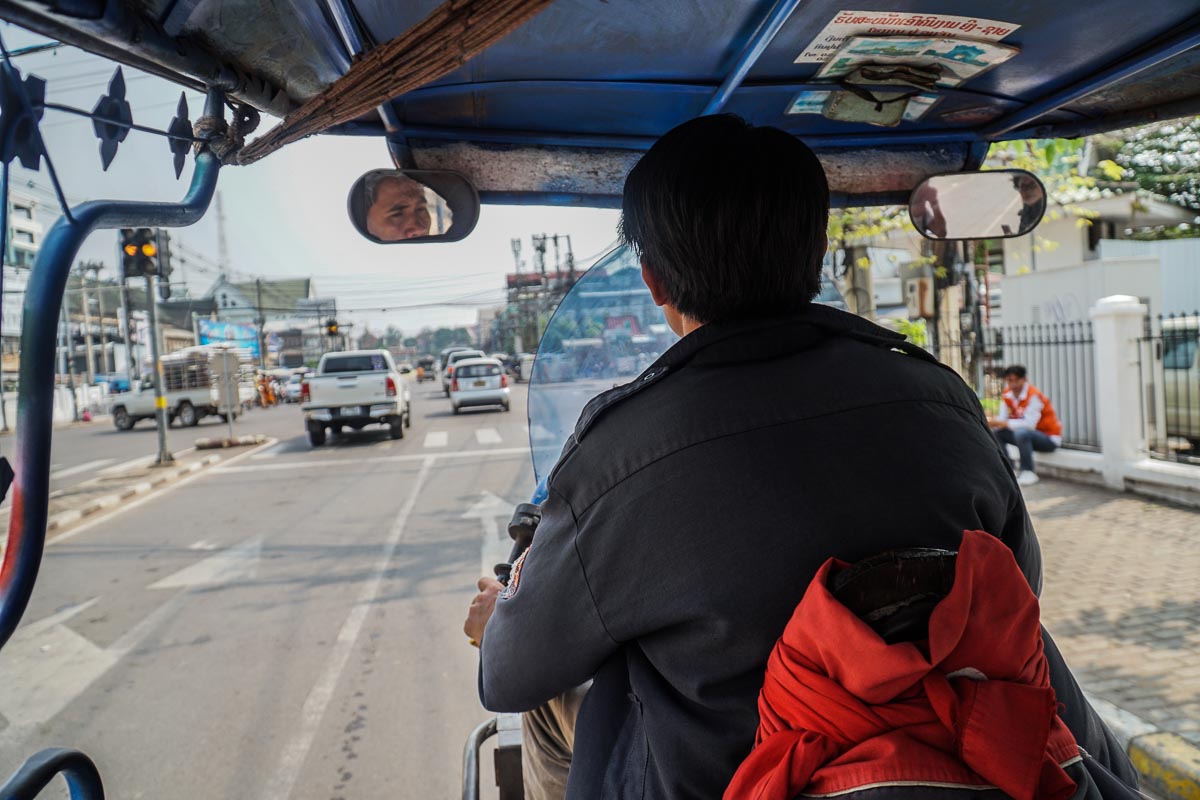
[1091,295,1148,489]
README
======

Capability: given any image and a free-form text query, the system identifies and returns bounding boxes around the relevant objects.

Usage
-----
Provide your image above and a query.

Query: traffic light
[325,318,339,337]
[118,228,159,278]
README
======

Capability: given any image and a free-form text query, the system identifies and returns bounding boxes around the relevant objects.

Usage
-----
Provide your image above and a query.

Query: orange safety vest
[1003,383,1063,437]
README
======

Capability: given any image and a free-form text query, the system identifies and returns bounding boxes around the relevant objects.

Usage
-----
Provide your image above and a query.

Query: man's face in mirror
[1015,175,1043,207]
[367,176,433,241]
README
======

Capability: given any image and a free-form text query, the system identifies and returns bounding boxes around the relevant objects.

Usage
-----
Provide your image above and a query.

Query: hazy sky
[4,23,623,335]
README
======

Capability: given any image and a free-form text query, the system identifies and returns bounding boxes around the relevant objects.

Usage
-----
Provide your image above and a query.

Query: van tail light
[386,376,397,397]
[301,381,310,402]
[500,374,508,388]
[447,366,455,379]
[451,378,459,392]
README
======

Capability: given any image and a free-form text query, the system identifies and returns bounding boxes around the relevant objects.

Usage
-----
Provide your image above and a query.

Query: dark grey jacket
[479,305,1134,799]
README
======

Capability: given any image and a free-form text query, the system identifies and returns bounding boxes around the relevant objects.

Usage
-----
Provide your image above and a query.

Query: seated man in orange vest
[988,364,1063,486]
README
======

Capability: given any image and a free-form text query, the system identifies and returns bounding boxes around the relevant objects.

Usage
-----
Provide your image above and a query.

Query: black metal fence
[978,322,1100,451]
[1138,312,1200,465]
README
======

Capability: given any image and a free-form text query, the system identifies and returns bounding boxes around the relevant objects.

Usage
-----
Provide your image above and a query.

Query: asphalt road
[0,380,535,799]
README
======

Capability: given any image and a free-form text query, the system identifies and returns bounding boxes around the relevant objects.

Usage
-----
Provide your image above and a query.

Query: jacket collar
[653,303,907,370]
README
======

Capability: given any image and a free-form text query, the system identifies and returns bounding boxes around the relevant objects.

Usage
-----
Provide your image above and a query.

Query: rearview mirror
[347,169,479,243]
[908,170,1046,241]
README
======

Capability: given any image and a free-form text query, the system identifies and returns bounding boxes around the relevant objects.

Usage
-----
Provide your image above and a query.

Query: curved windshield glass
[527,245,846,483]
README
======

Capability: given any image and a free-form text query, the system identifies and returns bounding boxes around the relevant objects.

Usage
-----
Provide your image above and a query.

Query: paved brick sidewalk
[1027,477,1200,745]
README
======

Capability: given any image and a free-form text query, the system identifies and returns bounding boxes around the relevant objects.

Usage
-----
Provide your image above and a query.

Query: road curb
[45,454,222,534]
[1087,692,1200,800]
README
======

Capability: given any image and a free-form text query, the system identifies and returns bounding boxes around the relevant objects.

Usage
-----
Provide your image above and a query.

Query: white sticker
[795,10,1021,63]
[903,93,942,122]
[786,90,832,115]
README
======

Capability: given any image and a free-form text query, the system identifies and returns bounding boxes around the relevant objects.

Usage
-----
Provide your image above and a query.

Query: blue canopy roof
[2,0,1199,205]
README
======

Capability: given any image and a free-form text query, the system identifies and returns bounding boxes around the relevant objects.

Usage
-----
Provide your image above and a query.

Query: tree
[1111,117,1200,211]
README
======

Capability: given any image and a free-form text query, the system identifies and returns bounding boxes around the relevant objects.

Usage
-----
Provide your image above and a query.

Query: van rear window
[323,354,387,373]
[457,364,501,378]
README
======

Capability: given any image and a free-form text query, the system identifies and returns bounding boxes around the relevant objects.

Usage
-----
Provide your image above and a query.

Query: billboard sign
[198,319,260,358]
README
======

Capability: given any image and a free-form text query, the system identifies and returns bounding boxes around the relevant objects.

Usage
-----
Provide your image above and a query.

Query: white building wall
[1000,255,1161,327]
[1100,239,1200,316]
[1003,216,1087,275]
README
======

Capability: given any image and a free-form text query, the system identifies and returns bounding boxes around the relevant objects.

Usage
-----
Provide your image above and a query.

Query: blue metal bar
[323,0,409,161]
[984,23,1200,137]
[0,102,224,652]
[702,0,804,115]
[0,748,105,799]
[340,121,981,151]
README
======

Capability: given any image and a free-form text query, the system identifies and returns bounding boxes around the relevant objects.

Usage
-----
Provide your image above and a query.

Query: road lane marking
[262,456,434,800]
[475,428,503,445]
[45,438,277,547]
[189,539,218,551]
[50,459,116,480]
[213,446,528,474]
[463,491,516,577]
[149,536,262,589]
[423,431,448,448]
[251,443,289,460]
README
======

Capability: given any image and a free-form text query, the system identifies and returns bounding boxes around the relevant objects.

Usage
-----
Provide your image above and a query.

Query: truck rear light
[451,378,459,392]
[500,374,508,388]
[301,381,310,402]
[386,376,397,397]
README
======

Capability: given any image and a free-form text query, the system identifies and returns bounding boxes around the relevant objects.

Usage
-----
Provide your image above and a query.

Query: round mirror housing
[908,169,1046,241]
[347,169,480,244]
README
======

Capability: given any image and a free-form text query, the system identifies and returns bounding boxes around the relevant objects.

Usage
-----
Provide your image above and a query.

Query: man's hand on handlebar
[464,577,504,646]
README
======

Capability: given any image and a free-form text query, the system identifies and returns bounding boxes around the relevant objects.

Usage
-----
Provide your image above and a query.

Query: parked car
[1162,316,1200,447]
[441,348,486,396]
[301,350,411,446]
[281,373,305,403]
[449,357,511,414]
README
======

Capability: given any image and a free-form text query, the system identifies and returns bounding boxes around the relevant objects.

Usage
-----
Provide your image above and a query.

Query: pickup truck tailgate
[307,373,391,407]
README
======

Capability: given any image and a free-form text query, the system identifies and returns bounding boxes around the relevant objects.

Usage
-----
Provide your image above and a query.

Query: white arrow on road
[149,535,262,589]
[463,491,516,577]
[0,536,263,735]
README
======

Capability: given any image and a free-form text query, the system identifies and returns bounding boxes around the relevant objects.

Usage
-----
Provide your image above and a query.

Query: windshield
[527,245,848,483]
[321,353,388,373]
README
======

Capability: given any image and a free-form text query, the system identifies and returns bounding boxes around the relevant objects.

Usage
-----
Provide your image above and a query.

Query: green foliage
[1112,117,1200,210]
[893,318,928,346]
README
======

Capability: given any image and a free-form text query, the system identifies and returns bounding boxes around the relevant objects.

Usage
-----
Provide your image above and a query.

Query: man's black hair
[1003,365,1028,379]
[619,114,829,323]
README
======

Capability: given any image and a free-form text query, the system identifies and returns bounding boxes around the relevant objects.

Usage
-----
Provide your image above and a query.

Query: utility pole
[144,272,173,465]
[216,192,230,280]
[255,277,266,368]
[61,305,79,421]
[78,266,96,384]
[119,282,135,381]
[84,262,107,372]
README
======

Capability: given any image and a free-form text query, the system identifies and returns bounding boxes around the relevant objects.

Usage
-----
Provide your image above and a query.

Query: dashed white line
[475,428,503,445]
[50,458,116,480]
[423,431,448,448]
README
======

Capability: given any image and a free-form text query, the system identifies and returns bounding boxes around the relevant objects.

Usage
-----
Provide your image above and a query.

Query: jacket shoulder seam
[553,485,620,645]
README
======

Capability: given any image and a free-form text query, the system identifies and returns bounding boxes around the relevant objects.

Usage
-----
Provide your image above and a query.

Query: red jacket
[725,531,1080,800]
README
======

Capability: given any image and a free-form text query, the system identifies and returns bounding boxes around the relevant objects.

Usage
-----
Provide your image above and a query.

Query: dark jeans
[994,427,1057,472]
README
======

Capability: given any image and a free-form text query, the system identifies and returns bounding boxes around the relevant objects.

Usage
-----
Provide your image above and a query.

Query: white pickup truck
[301,349,412,446]
[111,385,237,430]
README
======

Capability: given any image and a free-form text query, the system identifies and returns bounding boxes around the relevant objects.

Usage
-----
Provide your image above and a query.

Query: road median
[1,438,275,551]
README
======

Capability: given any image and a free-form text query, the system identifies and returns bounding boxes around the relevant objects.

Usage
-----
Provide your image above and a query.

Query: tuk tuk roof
[2,0,1199,206]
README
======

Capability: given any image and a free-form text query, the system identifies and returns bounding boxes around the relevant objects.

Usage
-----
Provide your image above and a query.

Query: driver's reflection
[363,171,443,241]
[1012,173,1046,234]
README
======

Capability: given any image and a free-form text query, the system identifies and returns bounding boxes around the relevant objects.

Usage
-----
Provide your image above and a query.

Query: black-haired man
[465,115,1132,799]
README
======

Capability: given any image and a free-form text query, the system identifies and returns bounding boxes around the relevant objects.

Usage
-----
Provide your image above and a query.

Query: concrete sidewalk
[1027,477,1200,798]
